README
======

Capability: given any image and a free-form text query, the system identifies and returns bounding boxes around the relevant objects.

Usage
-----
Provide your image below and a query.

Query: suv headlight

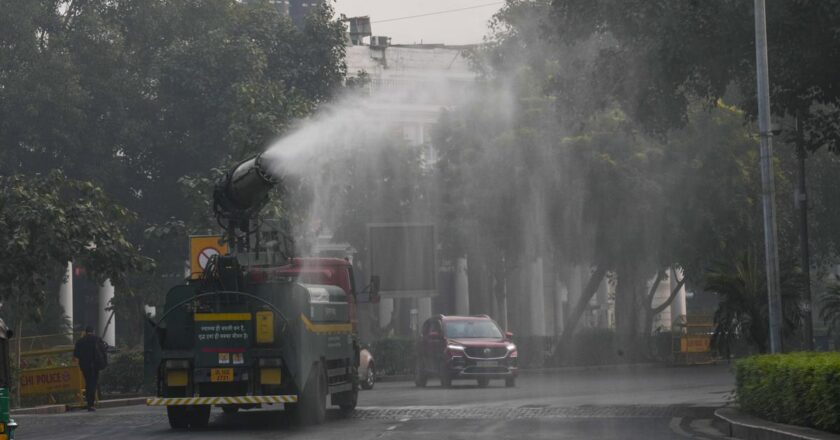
[447,344,465,351]
[506,343,516,351]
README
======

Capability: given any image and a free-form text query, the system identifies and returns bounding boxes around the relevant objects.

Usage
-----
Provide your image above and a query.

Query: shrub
[550,329,625,367]
[736,352,840,432]
[369,337,416,376]
[99,349,144,395]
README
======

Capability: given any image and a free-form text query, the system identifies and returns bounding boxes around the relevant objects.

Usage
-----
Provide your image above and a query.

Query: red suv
[415,315,518,388]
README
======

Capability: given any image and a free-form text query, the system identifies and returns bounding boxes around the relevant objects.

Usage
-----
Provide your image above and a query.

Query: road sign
[190,235,229,279]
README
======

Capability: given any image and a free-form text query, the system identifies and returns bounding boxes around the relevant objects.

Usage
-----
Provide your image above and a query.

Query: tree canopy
[548,0,840,152]
[0,172,152,319]
[0,0,348,343]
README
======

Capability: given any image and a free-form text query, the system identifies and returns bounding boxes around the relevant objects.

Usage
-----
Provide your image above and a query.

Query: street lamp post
[795,116,815,351]
[754,0,784,353]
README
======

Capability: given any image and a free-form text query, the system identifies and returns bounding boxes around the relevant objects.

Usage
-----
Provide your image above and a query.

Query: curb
[10,404,66,415]
[520,363,660,374]
[373,364,675,383]
[12,397,148,415]
[715,407,840,440]
[96,397,148,409]
[377,374,413,383]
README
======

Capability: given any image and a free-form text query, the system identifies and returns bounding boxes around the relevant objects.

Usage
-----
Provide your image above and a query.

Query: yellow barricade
[20,366,84,397]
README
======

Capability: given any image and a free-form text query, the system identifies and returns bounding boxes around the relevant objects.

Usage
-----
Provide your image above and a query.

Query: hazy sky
[334,0,503,45]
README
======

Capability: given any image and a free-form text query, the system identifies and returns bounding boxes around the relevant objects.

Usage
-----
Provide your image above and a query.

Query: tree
[0,172,152,325]
[706,251,804,356]
[548,0,840,153]
[0,0,348,344]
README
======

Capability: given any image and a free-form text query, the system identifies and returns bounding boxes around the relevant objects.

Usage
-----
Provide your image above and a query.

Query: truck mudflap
[146,395,298,406]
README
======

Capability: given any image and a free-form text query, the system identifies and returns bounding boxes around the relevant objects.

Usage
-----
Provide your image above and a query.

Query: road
[14,364,735,439]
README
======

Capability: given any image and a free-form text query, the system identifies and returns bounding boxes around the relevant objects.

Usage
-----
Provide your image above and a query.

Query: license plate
[211,368,234,382]
[477,360,498,368]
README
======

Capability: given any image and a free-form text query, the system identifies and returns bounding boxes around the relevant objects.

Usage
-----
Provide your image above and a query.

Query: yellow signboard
[190,235,229,279]
[680,336,712,353]
[256,311,274,344]
[20,366,84,396]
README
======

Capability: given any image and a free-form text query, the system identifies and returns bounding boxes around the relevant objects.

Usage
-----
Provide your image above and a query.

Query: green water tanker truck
[145,155,377,429]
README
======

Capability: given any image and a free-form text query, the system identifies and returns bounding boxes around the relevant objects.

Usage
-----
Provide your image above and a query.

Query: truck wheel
[336,388,358,413]
[361,361,375,390]
[167,406,189,430]
[189,405,211,428]
[295,365,327,425]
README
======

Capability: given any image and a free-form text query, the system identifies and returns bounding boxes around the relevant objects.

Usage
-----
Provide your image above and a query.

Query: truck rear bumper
[146,395,298,406]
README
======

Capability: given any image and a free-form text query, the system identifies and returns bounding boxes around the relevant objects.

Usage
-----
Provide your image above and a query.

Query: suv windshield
[444,320,502,339]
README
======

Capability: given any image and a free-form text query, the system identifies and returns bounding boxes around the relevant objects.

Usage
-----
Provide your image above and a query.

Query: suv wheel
[505,377,516,388]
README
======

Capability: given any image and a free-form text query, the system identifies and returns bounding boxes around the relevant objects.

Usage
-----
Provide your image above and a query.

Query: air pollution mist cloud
[255,5,605,345]
[259,72,478,251]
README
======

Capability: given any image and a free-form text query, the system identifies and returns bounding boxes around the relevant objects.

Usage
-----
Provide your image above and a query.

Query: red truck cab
[247,257,359,329]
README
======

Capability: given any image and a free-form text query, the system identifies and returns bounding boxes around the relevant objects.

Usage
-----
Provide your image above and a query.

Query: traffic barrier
[146,395,298,406]
[14,333,87,408]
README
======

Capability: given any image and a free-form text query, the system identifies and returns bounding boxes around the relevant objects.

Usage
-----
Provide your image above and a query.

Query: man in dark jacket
[73,326,106,411]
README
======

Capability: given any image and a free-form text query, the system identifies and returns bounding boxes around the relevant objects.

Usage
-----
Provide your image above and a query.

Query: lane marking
[386,425,397,431]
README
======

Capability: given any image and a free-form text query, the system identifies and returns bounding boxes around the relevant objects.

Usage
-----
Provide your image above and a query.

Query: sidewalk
[11,397,147,415]
[715,407,840,440]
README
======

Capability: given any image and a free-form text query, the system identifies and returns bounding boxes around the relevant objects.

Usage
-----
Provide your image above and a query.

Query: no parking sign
[189,235,229,279]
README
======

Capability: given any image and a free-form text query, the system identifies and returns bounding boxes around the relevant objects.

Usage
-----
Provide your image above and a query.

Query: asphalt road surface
[14,364,735,440]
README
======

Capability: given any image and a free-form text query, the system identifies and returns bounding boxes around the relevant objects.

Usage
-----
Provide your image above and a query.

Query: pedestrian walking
[73,326,108,411]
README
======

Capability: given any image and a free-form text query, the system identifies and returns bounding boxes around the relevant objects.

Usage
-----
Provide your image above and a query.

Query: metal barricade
[13,333,87,408]
[672,316,717,365]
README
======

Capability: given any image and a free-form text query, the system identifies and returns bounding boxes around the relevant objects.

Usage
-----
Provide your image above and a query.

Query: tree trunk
[642,270,686,358]
[640,271,666,344]
[556,264,607,349]
[615,266,642,360]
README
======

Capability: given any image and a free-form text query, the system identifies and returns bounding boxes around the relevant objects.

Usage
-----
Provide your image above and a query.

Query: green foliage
[447,0,820,356]
[369,337,416,376]
[736,353,840,432]
[0,0,348,345]
[549,0,840,153]
[706,251,804,356]
[99,349,144,395]
[818,284,840,337]
[0,172,152,320]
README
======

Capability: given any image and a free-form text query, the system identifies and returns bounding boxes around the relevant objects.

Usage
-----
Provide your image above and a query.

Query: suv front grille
[464,347,507,358]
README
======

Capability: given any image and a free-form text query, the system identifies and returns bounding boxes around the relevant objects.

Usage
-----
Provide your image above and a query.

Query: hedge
[736,352,840,432]
[99,349,144,395]
[369,337,416,376]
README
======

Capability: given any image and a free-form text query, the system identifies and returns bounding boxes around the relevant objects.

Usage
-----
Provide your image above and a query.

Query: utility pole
[795,115,815,350]
[754,0,784,353]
